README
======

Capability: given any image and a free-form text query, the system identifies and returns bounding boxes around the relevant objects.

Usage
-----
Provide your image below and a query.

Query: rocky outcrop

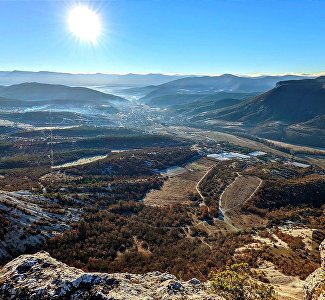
[0,251,222,299]
[0,190,80,263]
[304,240,325,300]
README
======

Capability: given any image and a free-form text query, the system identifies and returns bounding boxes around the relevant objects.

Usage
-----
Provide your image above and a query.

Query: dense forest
[45,201,253,280]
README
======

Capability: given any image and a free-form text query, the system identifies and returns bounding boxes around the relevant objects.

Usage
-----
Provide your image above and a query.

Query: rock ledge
[304,240,325,300]
[0,251,221,299]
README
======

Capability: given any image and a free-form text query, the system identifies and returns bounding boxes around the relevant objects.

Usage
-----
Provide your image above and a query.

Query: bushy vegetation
[243,163,325,214]
[66,147,196,177]
[45,201,253,280]
[273,229,305,250]
[209,263,275,300]
[32,145,249,280]
[249,175,325,210]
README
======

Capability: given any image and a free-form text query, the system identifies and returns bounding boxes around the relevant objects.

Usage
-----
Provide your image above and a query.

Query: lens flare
[67,5,101,44]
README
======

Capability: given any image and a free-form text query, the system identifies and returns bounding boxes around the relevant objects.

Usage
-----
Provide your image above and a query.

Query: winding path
[219,175,263,230]
[195,166,215,204]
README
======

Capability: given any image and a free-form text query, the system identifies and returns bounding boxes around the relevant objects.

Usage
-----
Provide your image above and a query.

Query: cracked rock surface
[0,251,223,299]
[304,240,325,300]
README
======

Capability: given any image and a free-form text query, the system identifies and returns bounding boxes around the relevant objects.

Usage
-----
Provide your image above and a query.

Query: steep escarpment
[193,78,325,125]
[190,77,325,147]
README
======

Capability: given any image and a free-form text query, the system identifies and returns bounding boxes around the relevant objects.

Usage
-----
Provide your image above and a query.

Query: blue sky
[0,0,324,75]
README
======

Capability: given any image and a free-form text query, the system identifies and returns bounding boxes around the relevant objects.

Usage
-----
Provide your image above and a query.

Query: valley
[2,0,325,297]
[0,74,324,300]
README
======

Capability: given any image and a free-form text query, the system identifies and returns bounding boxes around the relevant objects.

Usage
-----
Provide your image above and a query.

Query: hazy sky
[0,0,324,75]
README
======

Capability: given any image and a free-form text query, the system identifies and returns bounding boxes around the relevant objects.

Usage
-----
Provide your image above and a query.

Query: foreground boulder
[0,251,221,299]
[304,240,325,300]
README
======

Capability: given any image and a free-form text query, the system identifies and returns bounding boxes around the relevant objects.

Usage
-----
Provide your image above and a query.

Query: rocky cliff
[0,251,222,300]
[304,239,325,300]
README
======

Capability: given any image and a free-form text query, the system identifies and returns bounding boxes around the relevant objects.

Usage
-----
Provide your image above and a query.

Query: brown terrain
[219,175,266,229]
[144,158,216,207]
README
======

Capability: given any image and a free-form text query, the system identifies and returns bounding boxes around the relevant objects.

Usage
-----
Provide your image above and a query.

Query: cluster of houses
[206,151,267,161]
[205,149,312,169]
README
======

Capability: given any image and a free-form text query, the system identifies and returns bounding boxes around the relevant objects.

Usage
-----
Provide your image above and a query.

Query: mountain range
[0,71,184,87]
[190,77,325,147]
[0,75,323,147]
[139,74,309,106]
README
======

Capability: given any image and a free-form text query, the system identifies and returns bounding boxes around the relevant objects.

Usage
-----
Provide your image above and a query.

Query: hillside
[204,78,325,124]
[0,190,80,262]
[191,77,325,147]
[0,82,127,103]
[0,96,28,108]
[140,74,307,106]
[147,91,256,108]
[166,92,256,116]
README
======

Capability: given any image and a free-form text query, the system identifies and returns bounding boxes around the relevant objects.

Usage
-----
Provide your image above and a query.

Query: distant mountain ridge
[0,82,126,103]
[158,74,307,92]
[139,74,310,106]
[0,71,185,87]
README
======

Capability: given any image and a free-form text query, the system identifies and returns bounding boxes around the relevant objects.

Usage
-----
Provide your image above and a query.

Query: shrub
[209,263,276,300]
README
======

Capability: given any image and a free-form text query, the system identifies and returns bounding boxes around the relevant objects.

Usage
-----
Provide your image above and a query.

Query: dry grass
[265,139,325,155]
[220,175,262,212]
[279,227,316,251]
[219,175,265,229]
[257,261,304,300]
[144,158,215,207]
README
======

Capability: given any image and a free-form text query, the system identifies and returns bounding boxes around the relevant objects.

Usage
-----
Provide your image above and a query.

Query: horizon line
[1,69,325,78]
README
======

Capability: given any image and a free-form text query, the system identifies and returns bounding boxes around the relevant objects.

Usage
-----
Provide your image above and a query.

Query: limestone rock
[0,251,223,300]
[304,240,325,300]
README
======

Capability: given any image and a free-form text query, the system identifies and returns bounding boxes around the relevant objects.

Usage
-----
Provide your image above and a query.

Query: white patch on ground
[160,166,188,177]
[0,119,32,129]
[52,154,108,169]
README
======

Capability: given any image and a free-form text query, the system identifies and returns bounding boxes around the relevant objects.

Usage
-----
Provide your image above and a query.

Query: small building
[207,152,250,161]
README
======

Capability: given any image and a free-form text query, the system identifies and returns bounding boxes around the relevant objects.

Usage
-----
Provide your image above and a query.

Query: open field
[265,138,325,155]
[157,126,325,168]
[144,158,216,207]
[220,175,262,212]
[162,126,293,157]
[219,175,265,229]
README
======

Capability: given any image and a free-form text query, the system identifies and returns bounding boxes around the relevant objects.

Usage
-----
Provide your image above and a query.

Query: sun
[67,5,101,44]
